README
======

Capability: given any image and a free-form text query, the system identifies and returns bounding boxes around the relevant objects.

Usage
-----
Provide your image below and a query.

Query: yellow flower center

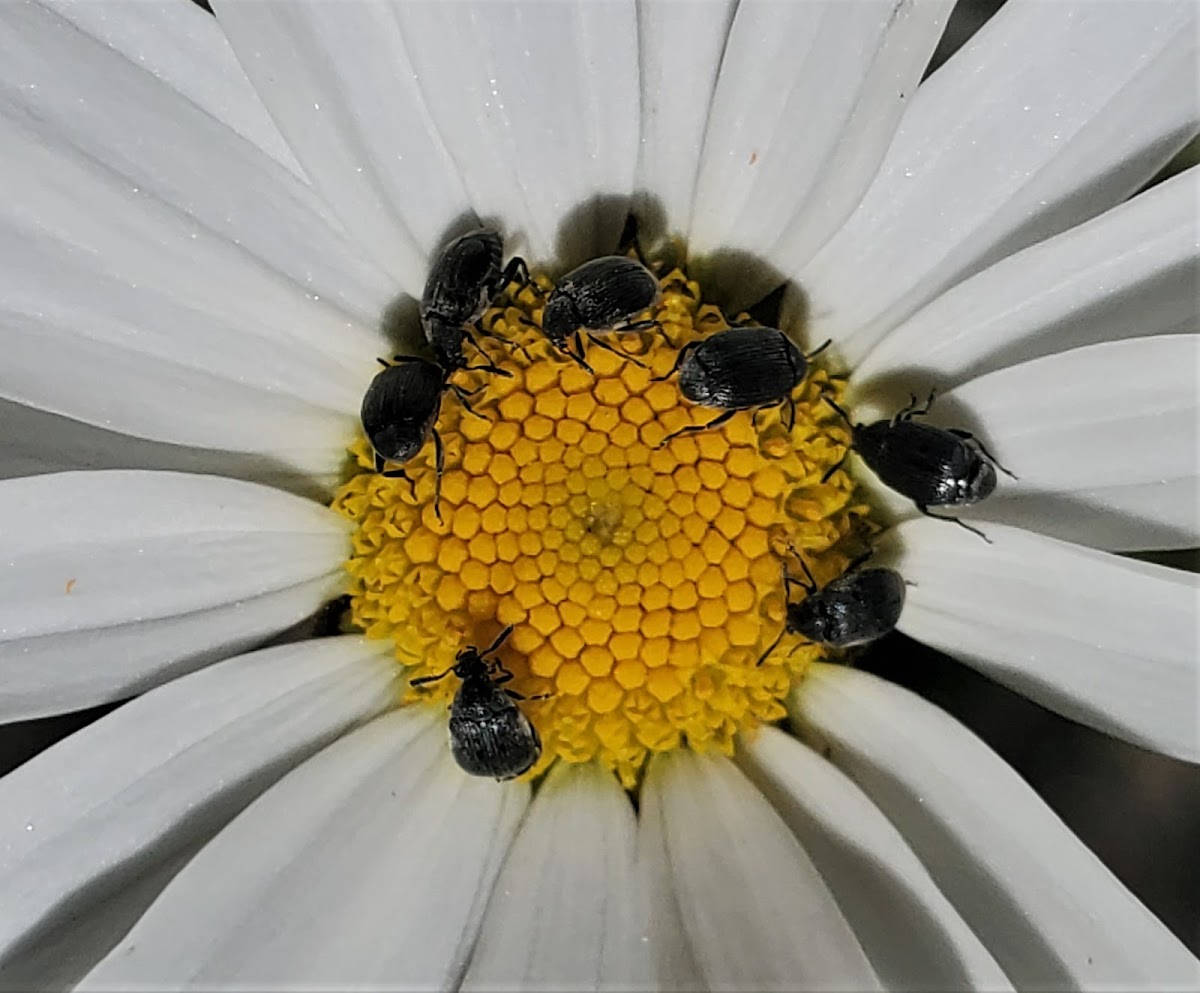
[332,267,868,786]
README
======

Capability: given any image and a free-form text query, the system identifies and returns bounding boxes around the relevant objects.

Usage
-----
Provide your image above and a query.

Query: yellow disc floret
[332,268,868,786]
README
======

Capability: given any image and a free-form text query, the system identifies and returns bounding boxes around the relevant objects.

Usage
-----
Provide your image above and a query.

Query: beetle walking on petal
[823,391,1016,542]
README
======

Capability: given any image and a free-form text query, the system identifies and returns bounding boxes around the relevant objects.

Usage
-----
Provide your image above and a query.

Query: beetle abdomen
[554,256,660,330]
[421,228,504,326]
[854,420,989,507]
[449,693,540,779]
[360,360,444,464]
[678,328,805,408]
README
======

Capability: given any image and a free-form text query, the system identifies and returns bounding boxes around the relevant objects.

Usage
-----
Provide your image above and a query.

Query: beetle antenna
[805,338,833,360]
[482,624,515,657]
[410,666,454,687]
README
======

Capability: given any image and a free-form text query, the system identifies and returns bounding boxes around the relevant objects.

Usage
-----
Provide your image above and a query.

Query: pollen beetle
[540,256,660,369]
[421,227,528,370]
[409,626,546,780]
[824,392,1016,542]
[656,327,830,443]
[360,355,479,519]
[758,554,906,664]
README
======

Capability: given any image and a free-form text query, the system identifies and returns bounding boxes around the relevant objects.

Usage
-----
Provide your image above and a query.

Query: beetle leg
[785,394,797,431]
[820,394,853,427]
[820,449,849,484]
[755,626,788,667]
[375,356,391,369]
[917,505,992,544]
[897,390,937,422]
[844,549,875,573]
[451,385,492,421]
[432,429,445,523]
[562,331,595,373]
[585,333,649,369]
[656,408,738,446]
[947,429,1018,479]
[650,339,697,383]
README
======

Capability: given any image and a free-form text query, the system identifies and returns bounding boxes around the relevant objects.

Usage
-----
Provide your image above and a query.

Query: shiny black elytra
[410,626,545,780]
[758,554,906,664]
[421,227,528,371]
[540,256,660,370]
[824,392,1016,542]
[656,327,830,445]
[360,356,477,519]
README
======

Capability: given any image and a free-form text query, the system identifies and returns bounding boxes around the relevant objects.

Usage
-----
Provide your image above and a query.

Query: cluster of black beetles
[360,227,1014,780]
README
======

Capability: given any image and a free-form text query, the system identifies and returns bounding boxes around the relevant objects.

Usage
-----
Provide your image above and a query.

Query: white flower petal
[0,637,399,992]
[0,471,350,721]
[737,727,1013,992]
[640,750,881,992]
[212,0,474,295]
[633,0,734,237]
[0,399,335,496]
[41,0,303,177]
[80,710,530,990]
[791,665,1200,991]
[392,0,640,268]
[799,0,1199,364]
[854,168,1200,392]
[689,0,951,307]
[935,336,1199,551]
[881,519,1200,762]
[0,4,396,477]
[462,762,652,991]
[0,1,393,326]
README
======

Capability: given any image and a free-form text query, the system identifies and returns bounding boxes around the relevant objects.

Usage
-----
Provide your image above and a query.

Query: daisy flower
[1,0,1197,989]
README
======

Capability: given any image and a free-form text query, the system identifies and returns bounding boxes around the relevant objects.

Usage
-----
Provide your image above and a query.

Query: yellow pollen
[332,267,870,787]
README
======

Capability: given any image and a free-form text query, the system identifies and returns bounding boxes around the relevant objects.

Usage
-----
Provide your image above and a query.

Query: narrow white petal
[41,0,303,176]
[0,637,399,991]
[0,399,337,495]
[791,666,1200,990]
[80,710,530,990]
[634,0,734,237]
[799,0,1199,364]
[212,0,474,295]
[881,519,1200,762]
[935,336,1199,551]
[854,168,1200,391]
[0,471,350,721]
[641,750,881,991]
[463,762,652,991]
[392,0,640,268]
[690,0,951,307]
[0,2,395,477]
[738,727,1013,992]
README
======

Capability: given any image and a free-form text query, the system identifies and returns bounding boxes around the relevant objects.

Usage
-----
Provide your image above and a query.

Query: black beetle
[656,327,830,444]
[361,356,480,518]
[421,227,528,370]
[539,256,660,369]
[758,554,906,664]
[410,626,547,780]
[823,392,1015,542]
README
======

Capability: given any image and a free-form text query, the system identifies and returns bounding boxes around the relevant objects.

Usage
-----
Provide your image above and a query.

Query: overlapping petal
[79,711,528,990]
[799,0,1199,361]
[0,471,350,722]
[462,762,651,990]
[937,335,1199,550]
[211,0,474,295]
[39,0,303,175]
[640,750,881,991]
[385,0,640,269]
[0,637,399,991]
[688,0,951,307]
[791,666,1200,991]
[881,520,1200,762]
[738,727,1013,991]
[853,168,1199,394]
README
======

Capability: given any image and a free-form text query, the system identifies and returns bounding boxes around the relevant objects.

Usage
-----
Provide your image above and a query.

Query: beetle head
[961,453,997,504]
[452,648,492,681]
[541,295,577,346]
